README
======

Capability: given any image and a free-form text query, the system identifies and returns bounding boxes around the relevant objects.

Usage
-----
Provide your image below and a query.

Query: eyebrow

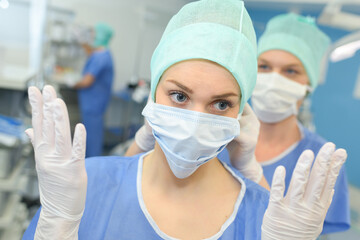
[167,79,239,99]
[258,59,302,68]
[167,79,193,94]
[211,93,239,99]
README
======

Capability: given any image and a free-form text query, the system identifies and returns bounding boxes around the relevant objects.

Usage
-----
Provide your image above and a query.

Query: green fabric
[150,0,257,113]
[93,23,114,48]
[258,13,331,89]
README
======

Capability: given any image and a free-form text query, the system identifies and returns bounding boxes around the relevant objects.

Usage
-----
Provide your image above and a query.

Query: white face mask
[142,100,240,179]
[251,72,310,123]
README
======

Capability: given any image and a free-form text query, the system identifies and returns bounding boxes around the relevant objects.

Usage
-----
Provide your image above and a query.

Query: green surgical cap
[258,13,331,89]
[150,0,257,113]
[93,23,114,48]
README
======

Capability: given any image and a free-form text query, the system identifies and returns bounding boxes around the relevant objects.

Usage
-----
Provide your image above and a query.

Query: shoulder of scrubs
[262,127,350,235]
[22,154,142,240]
[83,50,113,79]
[222,163,269,240]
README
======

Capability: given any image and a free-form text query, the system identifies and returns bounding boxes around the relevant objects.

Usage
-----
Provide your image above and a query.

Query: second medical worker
[250,13,350,235]
[72,23,114,157]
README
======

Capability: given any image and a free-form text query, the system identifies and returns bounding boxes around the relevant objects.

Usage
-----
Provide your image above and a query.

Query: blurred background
[0,0,359,239]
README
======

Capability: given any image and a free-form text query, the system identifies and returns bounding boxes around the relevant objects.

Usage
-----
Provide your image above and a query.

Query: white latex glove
[261,142,347,240]
[26,85,87,240]
[134,95,155,151]
[135,118,155,151]
[227,103,263,183]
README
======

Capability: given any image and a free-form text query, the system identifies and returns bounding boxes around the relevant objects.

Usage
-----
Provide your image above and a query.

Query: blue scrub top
[219,124,351,235]
[78,49,114,114]
[23,154,269,240]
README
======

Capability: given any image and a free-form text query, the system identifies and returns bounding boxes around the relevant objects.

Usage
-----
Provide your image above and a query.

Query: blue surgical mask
[142,100,240,179]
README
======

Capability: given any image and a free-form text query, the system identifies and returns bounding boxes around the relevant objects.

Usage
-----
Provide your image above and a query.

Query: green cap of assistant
[93,23,114,48]
[150,0,257,113]
[258,13,331,89]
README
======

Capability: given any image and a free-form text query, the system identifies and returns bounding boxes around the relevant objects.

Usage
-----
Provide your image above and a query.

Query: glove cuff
[35,209,81,240]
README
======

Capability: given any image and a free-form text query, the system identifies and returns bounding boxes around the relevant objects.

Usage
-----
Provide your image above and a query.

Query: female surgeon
[70,23,114,157]
[23,1,346,239]
[250,13,350,235]
[128,12,351,236]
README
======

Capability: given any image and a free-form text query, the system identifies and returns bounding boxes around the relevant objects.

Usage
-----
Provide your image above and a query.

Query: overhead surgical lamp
[330,31,360,62]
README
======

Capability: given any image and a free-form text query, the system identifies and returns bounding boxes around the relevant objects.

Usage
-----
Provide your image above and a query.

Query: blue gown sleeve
[22,208,41,239]
[322,166,351,234]
[83,53,107,79]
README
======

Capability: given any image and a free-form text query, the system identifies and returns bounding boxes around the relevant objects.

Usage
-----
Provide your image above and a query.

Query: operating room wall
[0,1,30,67]
[248,8,360,188]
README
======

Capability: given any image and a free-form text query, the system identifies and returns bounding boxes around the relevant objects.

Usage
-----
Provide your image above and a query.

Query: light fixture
[329,31,360,63]
[0,0,9,9]
[330,40,360,62]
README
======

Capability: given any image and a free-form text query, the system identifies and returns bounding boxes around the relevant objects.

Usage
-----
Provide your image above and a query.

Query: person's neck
[142,142,228,194]
[255,116,301,162]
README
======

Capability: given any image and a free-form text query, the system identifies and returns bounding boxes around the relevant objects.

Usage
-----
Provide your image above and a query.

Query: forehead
[258,50,304,68]
[160,59,240,91]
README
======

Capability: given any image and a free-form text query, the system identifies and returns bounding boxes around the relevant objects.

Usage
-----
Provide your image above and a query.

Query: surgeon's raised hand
[261,142,347,240]
[26,85,87,240]
[227,103,263,183]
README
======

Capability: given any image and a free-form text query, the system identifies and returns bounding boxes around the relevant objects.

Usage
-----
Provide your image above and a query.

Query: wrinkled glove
[134,96,155,151]
[26,85,87,240]
[226,103,263,183]
[261,142,347,240]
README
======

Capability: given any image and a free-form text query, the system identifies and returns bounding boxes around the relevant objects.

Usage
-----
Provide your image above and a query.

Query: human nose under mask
[251,72,311,123]
[142,99,240,179]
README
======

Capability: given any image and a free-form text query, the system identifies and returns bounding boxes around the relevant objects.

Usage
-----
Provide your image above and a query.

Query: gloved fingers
[144,118,153,133]
[135,125,155,151]
[28,86,44,145]
[52,98,72,157]
[240,103,259,126]
[241,103,255,119]
[321,149,346,205]
[304,142,335,205]
[72,123,87,162]
[326,190,335,212]
[25,128,35,146]
[42,85,57,147]
[269,166,286,202]
[285,150,314,202]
